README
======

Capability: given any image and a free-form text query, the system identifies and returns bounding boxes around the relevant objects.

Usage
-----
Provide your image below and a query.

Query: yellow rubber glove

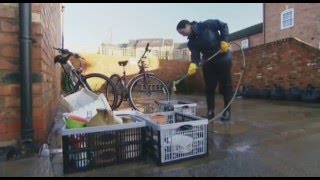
[220,41,230,53]
[187,63,198,76]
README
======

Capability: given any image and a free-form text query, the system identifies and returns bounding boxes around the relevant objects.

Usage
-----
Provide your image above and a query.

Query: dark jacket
[187,19,230,65]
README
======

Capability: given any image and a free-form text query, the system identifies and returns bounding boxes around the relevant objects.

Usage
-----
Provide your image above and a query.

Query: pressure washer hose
[208,42,246,123]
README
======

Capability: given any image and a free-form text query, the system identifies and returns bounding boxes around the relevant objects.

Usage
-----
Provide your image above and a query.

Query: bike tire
[127,74,170,112]
[109,74,125,109]
[73,73,118,110]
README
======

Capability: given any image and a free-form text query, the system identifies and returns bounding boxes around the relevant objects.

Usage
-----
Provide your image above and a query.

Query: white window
[281,8,294,29]
[241,39,249,49]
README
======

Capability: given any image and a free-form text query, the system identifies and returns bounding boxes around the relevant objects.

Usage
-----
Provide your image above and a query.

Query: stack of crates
[156,100,197,115]
[62,112,147,174]
[140,111,208,165]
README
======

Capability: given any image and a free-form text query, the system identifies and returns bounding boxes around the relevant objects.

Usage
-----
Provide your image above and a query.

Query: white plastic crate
[140,111,208,164]
[60,88,112,119]
[156,100,197,116]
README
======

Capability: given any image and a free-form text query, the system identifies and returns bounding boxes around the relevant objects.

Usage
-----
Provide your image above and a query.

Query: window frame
[281,8,294,29]
[241,39,249,49]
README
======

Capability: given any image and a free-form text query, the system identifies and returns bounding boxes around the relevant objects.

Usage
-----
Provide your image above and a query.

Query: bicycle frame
[121,44,153,94]
[111,43,169,111]
[57,53,90,93]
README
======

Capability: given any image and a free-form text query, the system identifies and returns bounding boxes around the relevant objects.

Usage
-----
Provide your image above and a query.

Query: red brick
[0,121,6,134]
[33,107,43,119]
[33,118,45,130]
[32,46,42,59]
[32,23,42,35]
[0,33,18,45]
[1,108,20,123]
[0,20,18,33]
[1,45,19,58]
[0,7,16,18]
[6,121,21,133]
[2,133,20,142]
[32,3,41,13]
[32,95,42,105]
[32,59,42,72]
[32,83,42,94]
[34,129,46,142]
[4,96,20,108]
[0,60,18,70]
[0,84,20,96]
[32,35,42,47]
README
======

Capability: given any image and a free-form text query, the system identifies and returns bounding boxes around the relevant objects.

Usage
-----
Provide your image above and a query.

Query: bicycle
[53,47,118,110]
[108,43,170,112]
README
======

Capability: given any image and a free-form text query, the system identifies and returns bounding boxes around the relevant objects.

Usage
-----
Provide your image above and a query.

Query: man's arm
[188,43,201,65]
[204,19,229,42]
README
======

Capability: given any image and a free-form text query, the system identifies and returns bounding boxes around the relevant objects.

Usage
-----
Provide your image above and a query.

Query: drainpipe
[263,3,266,45]
[19,3,34,143]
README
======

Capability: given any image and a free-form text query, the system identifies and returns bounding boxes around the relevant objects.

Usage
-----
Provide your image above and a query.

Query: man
[176,19,233,121]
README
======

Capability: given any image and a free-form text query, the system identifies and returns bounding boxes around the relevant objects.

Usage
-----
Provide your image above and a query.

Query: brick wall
[0,3,61,145]
[231,38,320,90]
[0,3,20,145]
[265,3,320,49]
[34,3,62,142]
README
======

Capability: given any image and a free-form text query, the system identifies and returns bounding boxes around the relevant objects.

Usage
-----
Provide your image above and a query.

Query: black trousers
[202,51,233,114]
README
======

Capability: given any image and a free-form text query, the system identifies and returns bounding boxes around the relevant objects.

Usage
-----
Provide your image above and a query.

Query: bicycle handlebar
[145,43,149,51]
[53,47,84,60]
[138,43,151,65]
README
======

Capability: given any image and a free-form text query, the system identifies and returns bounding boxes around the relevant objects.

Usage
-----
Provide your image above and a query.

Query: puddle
[209,122,252,135]
[230,145,252,153]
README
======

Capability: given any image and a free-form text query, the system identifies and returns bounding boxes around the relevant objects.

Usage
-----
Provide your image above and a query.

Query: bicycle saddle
[118,60,128,66]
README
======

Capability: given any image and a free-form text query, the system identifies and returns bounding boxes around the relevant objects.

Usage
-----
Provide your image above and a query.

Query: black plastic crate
[62,114,146,174]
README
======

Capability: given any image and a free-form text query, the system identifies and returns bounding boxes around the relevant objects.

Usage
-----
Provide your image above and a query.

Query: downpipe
[19,3,35,152]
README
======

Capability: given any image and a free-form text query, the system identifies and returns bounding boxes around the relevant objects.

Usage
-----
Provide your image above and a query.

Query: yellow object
[122,116,132,124]
[220,41,230,53]
[187,63,198,76]
[86,108,116,127]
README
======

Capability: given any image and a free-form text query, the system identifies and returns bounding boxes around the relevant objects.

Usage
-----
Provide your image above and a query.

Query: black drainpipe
[19,3,34,143]
[263,3,266,45]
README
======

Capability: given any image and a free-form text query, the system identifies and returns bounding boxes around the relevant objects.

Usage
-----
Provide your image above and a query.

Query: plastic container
[156,100,197,115]
[66,115,87,129]
[62,111,146,174]
[140,111,208,165]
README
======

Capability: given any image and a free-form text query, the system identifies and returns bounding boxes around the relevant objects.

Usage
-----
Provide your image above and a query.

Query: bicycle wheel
[128,74,170,112]
[109,74,125,109]
[73,73,118,110]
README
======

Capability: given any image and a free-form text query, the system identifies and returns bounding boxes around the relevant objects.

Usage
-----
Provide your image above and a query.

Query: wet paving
[47,94,320,177]
[1,94,319,177]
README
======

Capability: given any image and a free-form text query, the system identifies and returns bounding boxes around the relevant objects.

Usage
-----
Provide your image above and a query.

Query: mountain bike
[53,47,118,110]
[108,43,170,112]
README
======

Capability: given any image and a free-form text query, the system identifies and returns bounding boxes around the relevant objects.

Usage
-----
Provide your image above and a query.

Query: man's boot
[220,110,231,121]
[202,109,215,120]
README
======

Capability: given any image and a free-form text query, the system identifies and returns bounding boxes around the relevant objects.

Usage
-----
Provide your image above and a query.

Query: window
[241,39,249,49]
[281,8,294,29]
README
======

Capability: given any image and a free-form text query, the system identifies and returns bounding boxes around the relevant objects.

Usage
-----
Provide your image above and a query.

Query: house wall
[0,3,62,145]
